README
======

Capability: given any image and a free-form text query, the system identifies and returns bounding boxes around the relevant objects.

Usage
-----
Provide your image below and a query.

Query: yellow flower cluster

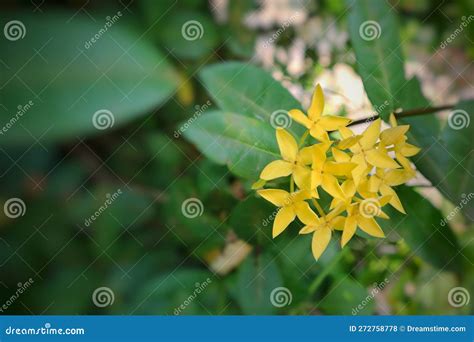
[254,84,420,260]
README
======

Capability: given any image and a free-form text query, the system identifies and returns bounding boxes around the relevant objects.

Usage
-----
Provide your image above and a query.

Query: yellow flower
[386,113,421,169]
[257,189,314,238]
[298,206,345,259]
[339,119,399,184]
[288,84,351,142]
[254,88,421,261]
[310,143,356,199]
[260,128,312,190]
[339,197,391,247]
[357,144,416,214]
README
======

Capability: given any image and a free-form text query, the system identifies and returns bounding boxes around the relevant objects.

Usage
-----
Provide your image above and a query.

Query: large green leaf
[398,79,474,218]
[0,11,178,145]
[235,253,283,315]
[319,276,374,315]
[199,62,304,136]
[438,101,474,218]
[182,111,279,179]
[348,0,406,119]
[385,186,462,272]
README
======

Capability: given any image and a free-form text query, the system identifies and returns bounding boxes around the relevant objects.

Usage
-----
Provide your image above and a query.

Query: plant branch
[348,104,455,126]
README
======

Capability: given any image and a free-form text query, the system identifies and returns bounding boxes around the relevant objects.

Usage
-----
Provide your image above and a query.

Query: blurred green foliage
[0,0,472,315]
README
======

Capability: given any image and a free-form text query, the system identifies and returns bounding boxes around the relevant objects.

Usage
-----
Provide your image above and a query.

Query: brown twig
[348,104,456,126]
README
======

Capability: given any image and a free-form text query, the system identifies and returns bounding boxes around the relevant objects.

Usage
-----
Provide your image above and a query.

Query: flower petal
[312,144,327,167]
[293,165,311,190]
[368,174,382,193]
[319,115,351,131]
[311,226,331,260]
[297,146,313,165]
[337,135,362,150]
[401,143,421,157]
[294,201,320,226]
[308,84,324,120]
[309,125,330,142]
[341,179,356,198]
[276,128,298,162]
[351,154,369,185]
[288,109,312,128]
[322,173,345,199]
[341,215,357,247]
[380,184,405,214]
[299,225,316,234]
[365,149,400,169]
[332,147,351,162]
[324,161,356,176]
[380,125,409,145]
[291,189,312,202]
[389,113,397,127]
[357,216,385,238]
[257,189,290,207]
[260,160,294,180]
[311,170,323,189]
[360,119,381,149]
[331,216,345,230]
[339,126,354,139]
[384,169,411,186]
[273,206,296,238]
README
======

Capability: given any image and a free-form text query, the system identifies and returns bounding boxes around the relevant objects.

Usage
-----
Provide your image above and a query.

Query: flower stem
[311,198,325,217]
[309,247,349,295]
[298,130,310,147]
[348,104,455,127]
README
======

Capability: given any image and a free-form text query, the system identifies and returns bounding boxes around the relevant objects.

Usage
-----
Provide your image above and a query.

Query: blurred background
[0,0,472,315]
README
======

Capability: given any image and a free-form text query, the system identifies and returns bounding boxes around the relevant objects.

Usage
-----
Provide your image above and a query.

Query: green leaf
[182,111,279,179]
[398,80,473,218]
[438,101,474,218]
[235,253,283,314]
[319,276,374,315]
[0,11,178,145]
[385,186,462,272]
[199,62,304,136]
[228,195,275,244]
[348,0,406,119]
[144,9,220,60]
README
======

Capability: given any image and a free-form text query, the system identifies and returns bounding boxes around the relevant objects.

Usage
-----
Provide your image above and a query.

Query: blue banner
[0,316,472,341]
